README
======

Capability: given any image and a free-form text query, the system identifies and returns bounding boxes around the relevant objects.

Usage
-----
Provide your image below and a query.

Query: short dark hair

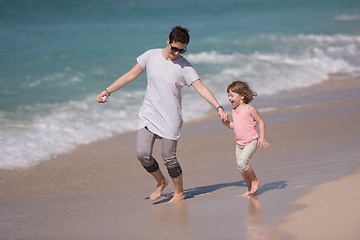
[169,26,190,44]
[227,81,257,104]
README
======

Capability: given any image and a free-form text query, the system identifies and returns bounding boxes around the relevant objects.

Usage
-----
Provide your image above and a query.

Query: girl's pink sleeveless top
[232,105,258,145]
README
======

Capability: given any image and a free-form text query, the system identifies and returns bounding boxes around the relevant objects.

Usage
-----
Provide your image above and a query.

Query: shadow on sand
[152,180,287,204]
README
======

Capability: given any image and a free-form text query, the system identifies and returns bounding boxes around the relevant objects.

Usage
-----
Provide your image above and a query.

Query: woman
[97,26,227,203]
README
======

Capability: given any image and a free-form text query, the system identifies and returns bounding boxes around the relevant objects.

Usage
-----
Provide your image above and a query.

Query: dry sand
[1,73,359,239]
[278,169,360,240]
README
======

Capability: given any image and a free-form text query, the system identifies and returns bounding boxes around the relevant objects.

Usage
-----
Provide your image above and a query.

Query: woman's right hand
[97,90,109,103]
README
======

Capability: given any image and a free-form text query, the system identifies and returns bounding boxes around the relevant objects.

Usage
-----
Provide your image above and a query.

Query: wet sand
[1,73,359,239]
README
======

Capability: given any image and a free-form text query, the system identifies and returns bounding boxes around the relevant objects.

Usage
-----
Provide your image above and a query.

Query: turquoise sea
[1,0,360,169]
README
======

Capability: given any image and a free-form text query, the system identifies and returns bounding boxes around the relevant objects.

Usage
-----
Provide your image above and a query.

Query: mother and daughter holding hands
[97,26,269,202]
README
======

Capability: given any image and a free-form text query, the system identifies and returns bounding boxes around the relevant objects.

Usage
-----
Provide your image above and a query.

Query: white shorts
[235,139,258,173]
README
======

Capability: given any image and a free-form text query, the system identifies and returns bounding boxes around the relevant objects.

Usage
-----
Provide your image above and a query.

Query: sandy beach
[1,73,360,239]
[278,169,360,240]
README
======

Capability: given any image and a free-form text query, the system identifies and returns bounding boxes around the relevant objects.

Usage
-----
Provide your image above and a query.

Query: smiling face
[166,38,188,60]
[228,90,244,107]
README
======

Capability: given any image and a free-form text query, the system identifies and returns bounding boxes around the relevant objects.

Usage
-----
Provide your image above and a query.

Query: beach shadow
[153,181,246,204]
[152,180,287,204]
[254,181,288,196]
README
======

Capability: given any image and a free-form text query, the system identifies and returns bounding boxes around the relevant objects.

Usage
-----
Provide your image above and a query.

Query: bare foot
[250,179,260,194]
[150,179,169,201]
[168,192,185,203]
[237,190,252,198]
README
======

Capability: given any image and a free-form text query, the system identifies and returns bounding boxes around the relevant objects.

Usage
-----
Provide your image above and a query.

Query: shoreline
[1,73,360,239]
[271,73,360,239]
[277,168,360,239]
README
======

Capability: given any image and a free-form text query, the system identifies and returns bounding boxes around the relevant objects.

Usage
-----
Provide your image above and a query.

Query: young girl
[222,81,269,197]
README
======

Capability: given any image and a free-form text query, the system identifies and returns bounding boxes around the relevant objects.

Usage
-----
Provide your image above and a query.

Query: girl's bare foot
[237,190,252,198]
[150,179,169,201]
[250,179,260,194]
[168,192,185,203]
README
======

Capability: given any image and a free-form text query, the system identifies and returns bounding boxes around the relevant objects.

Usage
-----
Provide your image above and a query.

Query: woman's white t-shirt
[136,49,199,140]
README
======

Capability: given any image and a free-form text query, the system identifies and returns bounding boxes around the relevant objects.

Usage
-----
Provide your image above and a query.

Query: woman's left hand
[218,108,228,122]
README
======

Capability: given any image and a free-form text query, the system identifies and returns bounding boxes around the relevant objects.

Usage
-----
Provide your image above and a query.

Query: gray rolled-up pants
[136,127,182,178]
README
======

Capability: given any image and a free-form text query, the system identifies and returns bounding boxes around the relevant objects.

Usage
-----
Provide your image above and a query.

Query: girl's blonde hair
[227,80,257,104]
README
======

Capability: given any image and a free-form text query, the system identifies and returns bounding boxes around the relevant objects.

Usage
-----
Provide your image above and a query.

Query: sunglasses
[169,42,187,54]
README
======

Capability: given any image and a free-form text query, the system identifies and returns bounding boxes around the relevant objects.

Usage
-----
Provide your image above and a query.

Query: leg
[236,143,251,197]
[238,173,252,198]
[149,169,169,200]
[136,127,168,200]
[236,140,259,196]
[245,166,260,194]
[161,138,185,203]
[168,173,185,203]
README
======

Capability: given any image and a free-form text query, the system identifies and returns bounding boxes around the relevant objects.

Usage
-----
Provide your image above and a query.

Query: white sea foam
[335,15,360,21]
[186,51,239,64]
[26,69,85,88]
[0,92,142,169]
[187,33,360,96]
[1,33,359,169]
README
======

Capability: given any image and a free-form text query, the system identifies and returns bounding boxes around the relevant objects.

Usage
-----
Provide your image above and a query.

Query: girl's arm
[249,106,269,148]
[97,63,144,103]
[192,79,228,121]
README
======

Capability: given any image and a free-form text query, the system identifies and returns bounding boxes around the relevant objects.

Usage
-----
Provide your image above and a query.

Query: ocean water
[1,0,359,169]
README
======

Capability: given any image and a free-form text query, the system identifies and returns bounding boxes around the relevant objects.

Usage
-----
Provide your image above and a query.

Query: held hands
[258,138,270,148]
[217,108,228,122]
[218,108,231,129]
[221,118,232,128]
